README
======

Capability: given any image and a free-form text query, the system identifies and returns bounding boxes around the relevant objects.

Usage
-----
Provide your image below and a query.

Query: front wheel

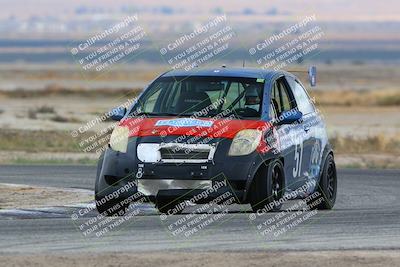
[309,154,337,210]
[250,160,285,213]
[94,153,128,216]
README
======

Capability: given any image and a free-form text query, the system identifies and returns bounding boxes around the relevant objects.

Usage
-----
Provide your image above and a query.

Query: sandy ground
[0,95,115,132]
[0,251,399,267]
[0,183,92,209]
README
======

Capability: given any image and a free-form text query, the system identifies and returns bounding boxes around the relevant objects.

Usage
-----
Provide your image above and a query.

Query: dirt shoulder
[0,250,399,267]
[0,183,92,209]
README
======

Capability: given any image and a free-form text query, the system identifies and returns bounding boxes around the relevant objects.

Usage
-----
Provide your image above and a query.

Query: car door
[269,76,304,190]
[285,76,321,185]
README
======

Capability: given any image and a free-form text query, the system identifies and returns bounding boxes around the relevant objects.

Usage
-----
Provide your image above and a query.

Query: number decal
[309,141,321,178]
[136,164,144,179]
[293,141,303,178]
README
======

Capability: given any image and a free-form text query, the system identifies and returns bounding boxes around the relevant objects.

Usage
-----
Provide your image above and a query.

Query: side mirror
[308,66,317,87]
[278,110,303,125]
[110,107,126,121]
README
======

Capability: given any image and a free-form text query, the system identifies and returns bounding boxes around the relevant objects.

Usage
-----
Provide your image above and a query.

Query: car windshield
[129,76,264,119]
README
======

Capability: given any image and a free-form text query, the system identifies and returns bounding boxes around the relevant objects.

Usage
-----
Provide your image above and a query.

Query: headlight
[228,129,262,156]
[109,126,129,153]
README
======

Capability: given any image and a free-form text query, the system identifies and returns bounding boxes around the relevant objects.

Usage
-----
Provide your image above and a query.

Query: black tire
[95,152,104,190]
[309,154,337,210]
[156,197,186,215]
[250,160,285,213]
[94,153,128,216]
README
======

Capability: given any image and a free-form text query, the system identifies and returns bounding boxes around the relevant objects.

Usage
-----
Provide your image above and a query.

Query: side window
[270,101,277,119]
[270,77,294,118]
[140,84,163,112]
[279,81,292,112]
[287,77,315,114]
[168,82,182,111]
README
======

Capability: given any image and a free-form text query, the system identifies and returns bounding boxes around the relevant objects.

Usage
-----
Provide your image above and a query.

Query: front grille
[160,147,209,160]
[137,143,216,163]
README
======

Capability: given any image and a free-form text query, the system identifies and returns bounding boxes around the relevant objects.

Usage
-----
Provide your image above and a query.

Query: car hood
[119,117,269,139]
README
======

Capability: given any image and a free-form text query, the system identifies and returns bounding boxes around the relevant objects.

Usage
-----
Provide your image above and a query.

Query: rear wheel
[250,160,285,213]
[309,154,337,210]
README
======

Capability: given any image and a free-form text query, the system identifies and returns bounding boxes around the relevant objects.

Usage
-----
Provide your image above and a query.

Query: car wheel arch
[244,156,285,203]
[315,144,334,187]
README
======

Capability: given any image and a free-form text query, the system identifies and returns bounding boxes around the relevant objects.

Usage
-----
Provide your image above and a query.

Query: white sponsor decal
[155,118,213,128]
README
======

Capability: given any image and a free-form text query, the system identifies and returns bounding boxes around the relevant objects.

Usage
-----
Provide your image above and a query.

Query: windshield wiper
[195,110,244,120]
[128,112,184,117]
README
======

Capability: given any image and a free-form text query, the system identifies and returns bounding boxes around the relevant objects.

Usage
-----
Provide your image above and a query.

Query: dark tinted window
[131,76,264,118]
[270,77,294,118]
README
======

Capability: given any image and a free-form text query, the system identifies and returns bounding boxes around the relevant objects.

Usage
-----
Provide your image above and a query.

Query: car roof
[161,67,295,80]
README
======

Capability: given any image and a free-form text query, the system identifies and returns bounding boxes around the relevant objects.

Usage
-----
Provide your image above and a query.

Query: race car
[95,67,337,215]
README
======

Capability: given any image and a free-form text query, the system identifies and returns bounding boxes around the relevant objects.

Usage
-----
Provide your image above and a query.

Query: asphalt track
[0,165,399,253]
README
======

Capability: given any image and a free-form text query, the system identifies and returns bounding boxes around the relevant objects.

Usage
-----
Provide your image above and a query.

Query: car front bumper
[96,136,274,203]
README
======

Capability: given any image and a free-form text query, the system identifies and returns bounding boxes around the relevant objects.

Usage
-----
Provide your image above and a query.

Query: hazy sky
[1,0,400,21]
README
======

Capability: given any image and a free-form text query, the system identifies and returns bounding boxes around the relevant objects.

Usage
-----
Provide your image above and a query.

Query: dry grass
[50,115,82,123]
[4,67,161,82]
[310,89,400,107]
[0,85,142,98]
[27,109,38,119]
[0,129,82,152]
[331,134,400,154]
[28,105,56,119]
[35,105,55,113]
[27,105,81,123]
